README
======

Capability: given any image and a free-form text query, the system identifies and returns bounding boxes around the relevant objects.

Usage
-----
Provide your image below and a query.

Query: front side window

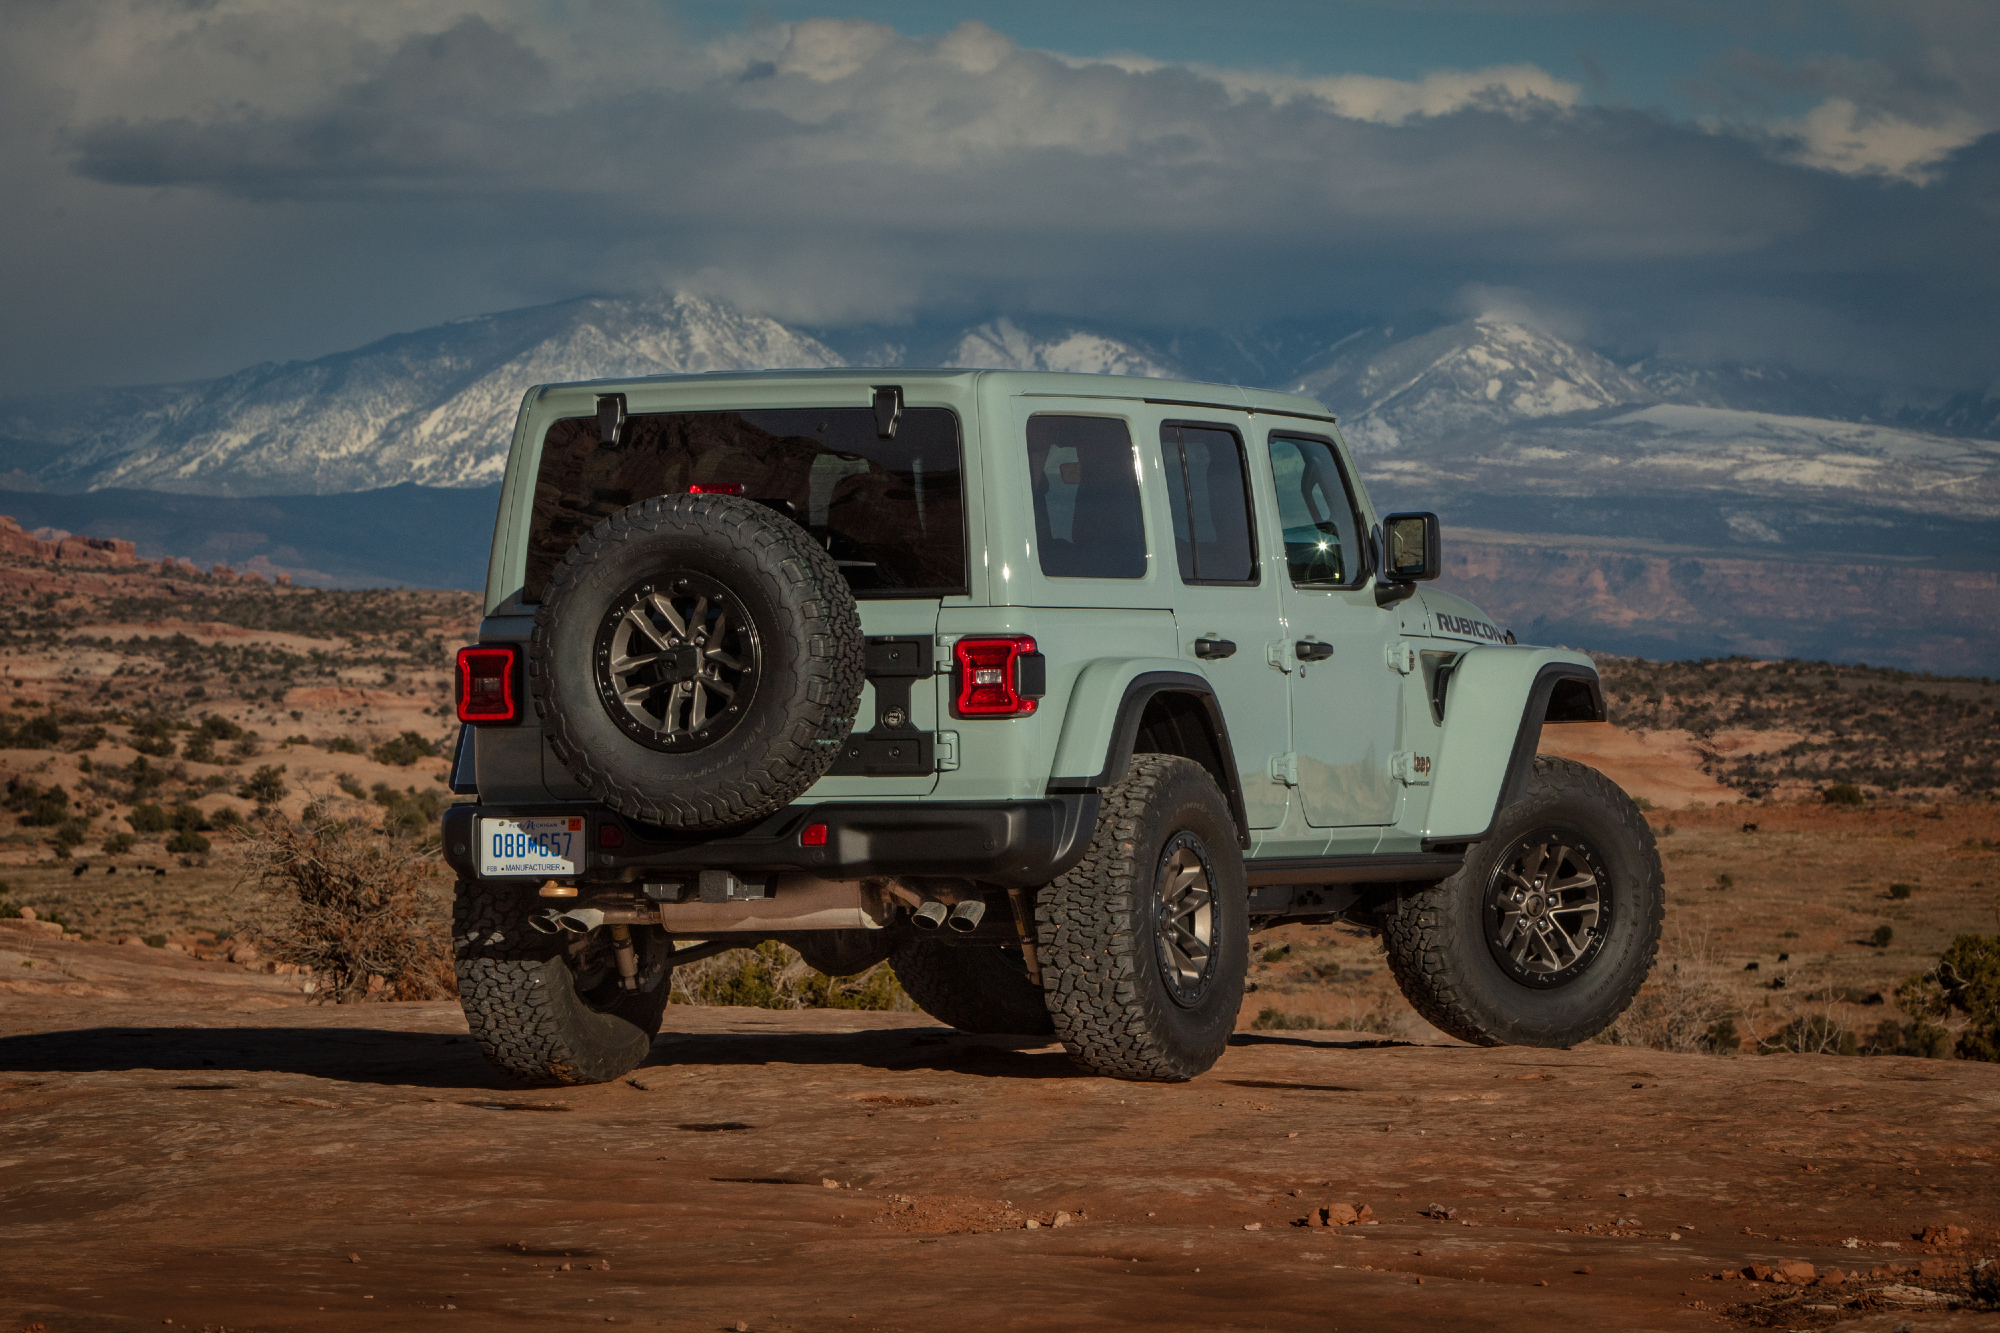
[1160,423,1258,585]
[1266,433,1366,588]
[525,407,966,601]
[1027,414,1147,579]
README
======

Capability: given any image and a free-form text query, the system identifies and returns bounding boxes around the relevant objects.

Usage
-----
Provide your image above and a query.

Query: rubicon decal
[1434,612,1506,642]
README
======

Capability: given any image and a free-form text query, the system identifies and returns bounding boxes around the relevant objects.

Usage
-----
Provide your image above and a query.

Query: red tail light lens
[455,645,519,724]
[688,483,744,495]
[953,636,1040,717]
[800,823,828,847]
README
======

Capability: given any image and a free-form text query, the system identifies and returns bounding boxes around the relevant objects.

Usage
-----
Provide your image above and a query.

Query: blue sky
[1,1,1994,395]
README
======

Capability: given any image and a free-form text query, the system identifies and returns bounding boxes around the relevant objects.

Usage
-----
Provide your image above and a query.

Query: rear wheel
[1381,757,1663,1047]
[453,883,672,1086]
[1036,754,1248,1080]
[889,937,1054,1035]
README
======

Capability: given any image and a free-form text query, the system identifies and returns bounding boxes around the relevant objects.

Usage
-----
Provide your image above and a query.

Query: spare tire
[531,492,865,830]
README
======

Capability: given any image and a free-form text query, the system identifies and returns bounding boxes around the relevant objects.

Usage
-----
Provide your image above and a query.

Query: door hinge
[1266,640,1295,673]
[1387,640,1418,674]
[1390,751,1433,786]
[1269,752,1299,786]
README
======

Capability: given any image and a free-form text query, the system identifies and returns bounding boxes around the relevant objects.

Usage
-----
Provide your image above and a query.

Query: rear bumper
[441,795,1100,889]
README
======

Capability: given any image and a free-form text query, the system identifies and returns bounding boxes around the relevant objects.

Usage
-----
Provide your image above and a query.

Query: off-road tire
[531,492,865,831]
[1381,757,1663,1047]
[453,883,672,1086]
[889,937,1055,1035]
[1036,754,1248,1080]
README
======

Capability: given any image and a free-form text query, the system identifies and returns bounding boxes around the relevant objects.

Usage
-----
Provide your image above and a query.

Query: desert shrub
[4,713,64,749]
[1822,783,1866,806]
[1713,872,1735,891]
[371,783,447,839]
[54,819,88,848]
[128,802,170,833]
[1895,934,2000,1062]
[336,773,368,799]
[198,714,243,742]
[1861,1017,1953,1058]
[1758,1013,1858,1056]
[1870,925,1895,948]
[70,725,105,751]
[237,765,288,805]
[128,718,176,757]
[208,805,243,827]
[142,933,166,948]
[181,733,217,763]
[1700,1017,1743,1053]
[371,731,437,767]
[166,829,211,855]
[0,899,17,918]
[5,780,71,826]
[239,803,457,1004]
[1616,928,1736,1053]
[1262,945,1290,963]
[322,736,363,755]
[101,831,135,855]
[230,734,261,761]
[1889,883,1915,899]
[668,940,907,1011]
[1252,1006,1323,1030]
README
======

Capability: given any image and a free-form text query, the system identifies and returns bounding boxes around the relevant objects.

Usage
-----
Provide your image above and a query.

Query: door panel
[1264,432,1402,828]
[1157,421,1290,829]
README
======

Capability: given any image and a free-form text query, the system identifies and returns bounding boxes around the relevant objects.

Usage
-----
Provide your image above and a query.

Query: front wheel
[1036,754,1249,1080]
[453,884,673,1086]
[1382,757,1663,1047]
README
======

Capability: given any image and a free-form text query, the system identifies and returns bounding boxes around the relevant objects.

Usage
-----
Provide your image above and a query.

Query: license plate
[478,817,583,878]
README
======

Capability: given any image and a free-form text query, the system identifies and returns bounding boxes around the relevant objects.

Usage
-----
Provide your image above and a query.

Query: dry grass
[237,795,456,1003]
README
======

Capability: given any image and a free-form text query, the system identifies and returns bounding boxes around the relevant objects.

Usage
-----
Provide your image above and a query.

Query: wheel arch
[1047,661,1250,849]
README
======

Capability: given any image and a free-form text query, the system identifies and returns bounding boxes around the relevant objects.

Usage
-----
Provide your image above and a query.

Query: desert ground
[2,539,1998,1330]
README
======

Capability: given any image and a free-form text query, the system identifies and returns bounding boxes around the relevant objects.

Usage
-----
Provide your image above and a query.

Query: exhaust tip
[946,899,987,933]
[912,900,949,931]
[528,911,564,935]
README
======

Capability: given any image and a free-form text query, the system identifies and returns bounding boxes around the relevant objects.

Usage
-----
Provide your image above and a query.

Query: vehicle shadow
[0,1020,1421,1090]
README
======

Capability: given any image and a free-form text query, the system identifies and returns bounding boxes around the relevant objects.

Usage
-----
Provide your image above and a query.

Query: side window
[1266,433,1366,588]
[1027,415,1147,579]
[1160,423,1258,584]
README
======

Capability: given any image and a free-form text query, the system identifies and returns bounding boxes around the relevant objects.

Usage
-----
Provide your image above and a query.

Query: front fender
[1422,647,1604,845]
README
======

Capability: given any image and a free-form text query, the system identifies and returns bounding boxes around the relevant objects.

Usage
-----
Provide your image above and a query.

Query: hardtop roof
[531,367,1335,421]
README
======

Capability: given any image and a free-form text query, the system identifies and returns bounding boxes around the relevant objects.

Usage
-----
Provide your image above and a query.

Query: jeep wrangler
[442,369,1661,1085]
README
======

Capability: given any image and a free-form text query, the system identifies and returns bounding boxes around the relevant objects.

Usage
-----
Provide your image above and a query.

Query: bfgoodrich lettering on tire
[531,492,865,832]
[1036,754,1248,1080]
[453,883,673,1086]
[1382,757,1663,1047]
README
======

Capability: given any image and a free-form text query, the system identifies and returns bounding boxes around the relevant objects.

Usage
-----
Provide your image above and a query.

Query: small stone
[1774,1261,1816,1284]
[1816,1268,1845,1287]
[1053,1212,1072,1228]
[17,906,35,921]
[598,1260,610,1271]
[822,1178,840,1189]
[1668,1233,1680,1241]
[559,1262,572,1272]
[1536,1280,1548,1287]
[1356,1205,1374,1223]
[1577,1266,1592,1276]
[1415,1276,1424,1285]
[348,1253,361,1264]
[1025,1219,1039,1229]
[1744,1264,1772,1281]
[1326,1203,1358,1226]
[1243,1223,1261,1231]
[736,1323,749,1332]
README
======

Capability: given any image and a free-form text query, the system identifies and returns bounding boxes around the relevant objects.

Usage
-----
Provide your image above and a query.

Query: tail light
[455,645,520,724]
[953,637,1044,717]
[688,483,744,495]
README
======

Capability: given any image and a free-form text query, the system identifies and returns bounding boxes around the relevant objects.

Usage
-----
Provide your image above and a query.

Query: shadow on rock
[0,1026,506,1089]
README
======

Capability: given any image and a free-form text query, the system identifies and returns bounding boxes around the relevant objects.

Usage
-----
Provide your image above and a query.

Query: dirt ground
[2,933,1997,1333]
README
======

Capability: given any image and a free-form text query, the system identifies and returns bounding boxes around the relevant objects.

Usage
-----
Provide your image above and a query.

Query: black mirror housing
[1381,512,1441,582]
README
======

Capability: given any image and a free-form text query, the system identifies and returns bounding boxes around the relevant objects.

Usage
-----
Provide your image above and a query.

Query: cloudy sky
[3,0,1996,396]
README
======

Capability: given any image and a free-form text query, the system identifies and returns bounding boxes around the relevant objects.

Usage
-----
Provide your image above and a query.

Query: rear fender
[1421,648,1605,848]
[1048,657,1249,847]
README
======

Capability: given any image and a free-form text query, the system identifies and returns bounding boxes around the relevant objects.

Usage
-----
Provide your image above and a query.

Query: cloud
[0,4,1996,395]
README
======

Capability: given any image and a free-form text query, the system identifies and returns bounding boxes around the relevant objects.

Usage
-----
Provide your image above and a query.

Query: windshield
[525,406,967,601]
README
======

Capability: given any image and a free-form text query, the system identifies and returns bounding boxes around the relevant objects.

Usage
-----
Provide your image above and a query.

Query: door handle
[1295,640,1334,662]
[1194,637,1237,660]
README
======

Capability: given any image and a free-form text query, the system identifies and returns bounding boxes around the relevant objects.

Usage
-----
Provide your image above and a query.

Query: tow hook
[611,923,641,991]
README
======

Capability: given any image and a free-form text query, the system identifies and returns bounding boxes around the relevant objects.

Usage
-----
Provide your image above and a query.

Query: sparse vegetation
[370,731,436,767]
[1895,934,2000,1062]
[667,939,907,1011]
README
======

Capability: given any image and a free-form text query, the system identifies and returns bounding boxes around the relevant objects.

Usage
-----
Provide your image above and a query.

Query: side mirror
[1381,512,1440,582]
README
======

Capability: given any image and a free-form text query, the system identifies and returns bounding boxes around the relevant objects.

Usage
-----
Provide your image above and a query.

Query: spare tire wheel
[531,493,865,831]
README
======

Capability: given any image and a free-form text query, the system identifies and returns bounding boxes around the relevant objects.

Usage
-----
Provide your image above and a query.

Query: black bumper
[441,795,1100,889]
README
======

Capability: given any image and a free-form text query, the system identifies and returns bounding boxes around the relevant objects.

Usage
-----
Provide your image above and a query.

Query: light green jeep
[442,370,1662,1085]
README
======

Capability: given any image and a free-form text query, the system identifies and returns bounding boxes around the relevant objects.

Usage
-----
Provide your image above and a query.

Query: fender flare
[1420,652,1606,850]
[1048,665,1250,848]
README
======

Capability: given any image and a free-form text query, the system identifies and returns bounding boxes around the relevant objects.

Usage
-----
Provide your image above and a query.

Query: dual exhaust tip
[911,899,986,933]
[530,907,605,935]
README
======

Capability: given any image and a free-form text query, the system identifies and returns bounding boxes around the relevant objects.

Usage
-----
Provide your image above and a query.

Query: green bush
[1251,1006,1323,1030]
[198,714,244,741]
[166,829,211,855]
[128,718,176,758]
[5,780,71,826]
[101,832,135,855]
[6,713,63,749]
[1261,945,1290,963]
[128,803,170,833]
[336,773,368,799]
[1700,1017,1742,1053]
[321,736,363,755]
[1822,783,1865,806]
[672,940,906,1011]
[1758,1013,1858,1056]
[180,733,217,764]
[1896,934,2000,1063]
[371,731,437,767]
[54,819,88,848]
[1889,883,1914,899]
[371,783,446,839]
[1870,925,1895,948]
[237,765,288,806]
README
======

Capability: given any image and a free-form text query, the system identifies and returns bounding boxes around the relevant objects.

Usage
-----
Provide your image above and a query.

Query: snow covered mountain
[0,294,842,496]
[949,318,1178,378]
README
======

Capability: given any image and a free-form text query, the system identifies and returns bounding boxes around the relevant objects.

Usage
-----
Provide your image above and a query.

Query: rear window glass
[525,407,967,601]
[1027,414,1147,579]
